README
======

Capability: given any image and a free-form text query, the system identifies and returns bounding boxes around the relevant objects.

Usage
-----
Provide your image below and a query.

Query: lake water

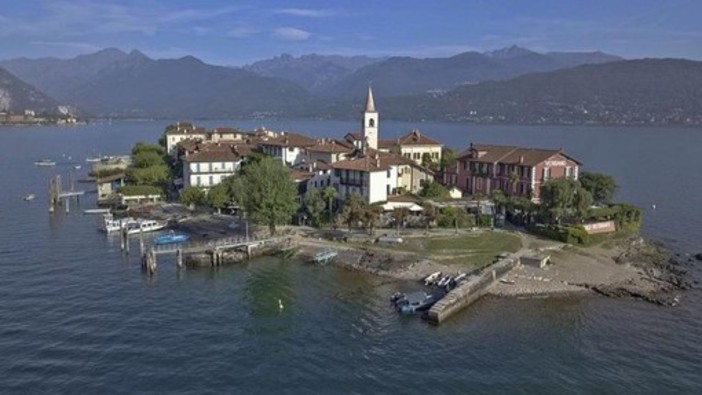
[0,120,701,394]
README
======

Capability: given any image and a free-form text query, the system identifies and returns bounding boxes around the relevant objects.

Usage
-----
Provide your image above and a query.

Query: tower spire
[365,85,376,112]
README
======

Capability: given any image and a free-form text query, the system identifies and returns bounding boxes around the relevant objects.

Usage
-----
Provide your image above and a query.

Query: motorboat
[126,219,167,235]
[423,271,442,286]
[85,156,101,163]
[153,231,189,245]
[83,208,111,214]
[74,165,82,170]
[453,272,468,284]
[436,275,452,288]
[23,193,36,201]
[100,214,139,233]
[34,159,56,166]
[393,289,445,314]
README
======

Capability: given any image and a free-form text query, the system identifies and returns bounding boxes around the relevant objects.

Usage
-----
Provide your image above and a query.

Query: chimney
[519,155,524,164]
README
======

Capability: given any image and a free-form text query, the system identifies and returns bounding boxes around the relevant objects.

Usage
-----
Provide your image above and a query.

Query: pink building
[454,143,581,202]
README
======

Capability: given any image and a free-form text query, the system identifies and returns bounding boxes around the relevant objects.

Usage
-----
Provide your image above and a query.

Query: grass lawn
[424,232,522,254]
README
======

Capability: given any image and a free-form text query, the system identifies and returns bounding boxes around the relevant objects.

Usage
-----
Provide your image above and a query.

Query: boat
[23,193,35,201]
[83,208,111,215]
[153,231,189,245]
[34,159,56,166]
[453,272,468,284]
[100,214,139,233]
[393,289,445,314]
[436,275,452,288]
[74,165,82,170]
[126,219,167,235]
[85,156,101,163]
[312,248,337,264]
[423,271,442,286]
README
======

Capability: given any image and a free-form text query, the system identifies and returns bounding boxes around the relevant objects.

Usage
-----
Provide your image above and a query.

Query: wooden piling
[176,249,183,268]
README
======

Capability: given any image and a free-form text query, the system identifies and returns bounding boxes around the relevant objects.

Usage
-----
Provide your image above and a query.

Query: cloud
[272,27,311,41]
[274,8,337,18]
[0,0,243,37]
[228,26,258,38]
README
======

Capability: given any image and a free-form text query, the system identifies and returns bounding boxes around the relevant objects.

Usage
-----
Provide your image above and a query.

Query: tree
[419,181,450,199]
[133,150,166,168]
[440,148,459,172]
[340,192,364,230]
[362,203,383,235]
[391,207,409,236]
[421,153,438,171]
[239,157,298,235]
[439,206,461,234]
[303,188,326,227]
[322,187,338,229]
[132,142,164,156]
[540,178,593,224]
[207,183,230,213]
[579,172,617,205]
[180,186,206,206]
[421,202,438,233]
[126,165,170,185]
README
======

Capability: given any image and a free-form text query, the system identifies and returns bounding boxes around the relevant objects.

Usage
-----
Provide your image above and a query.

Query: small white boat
[423,271,442,286]
[437,275,452,288]
[126,219,167,235]
[100,214,138,233]
[85,156,101,163]
[34,159,56,166]
[83,208,111,215]
[74,165,82,170]
[23,193,36,201]
[453,272,468,284]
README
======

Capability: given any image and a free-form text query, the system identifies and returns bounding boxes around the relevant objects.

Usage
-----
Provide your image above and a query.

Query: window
[209,175,214,185]
[432,152,439,159]
[476,178,483,189]
[566,167,574,178]
[196,176,201,186]
[387,169,392,178]
[369,118,375,127]
[413,152,420,160]
[386,184,390,195]
[543,168,551,180]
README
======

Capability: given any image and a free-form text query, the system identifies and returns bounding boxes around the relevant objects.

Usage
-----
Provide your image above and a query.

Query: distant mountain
[321,46,622,99]
[379,59,702,125]
[0,48,146,101]
[0,67,60,113]
[61,55,311,118]
[244,53,384,93]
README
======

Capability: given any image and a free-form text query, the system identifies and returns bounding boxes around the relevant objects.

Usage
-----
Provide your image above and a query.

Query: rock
[694,253,702,262]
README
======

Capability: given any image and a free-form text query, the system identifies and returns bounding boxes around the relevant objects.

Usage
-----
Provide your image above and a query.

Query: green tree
[180,186,206,206]
[207,183,230,213]
[239,157,298,235]
[322,186,338,229]
[391,206,409,236]
[579,172,617,205]
[439,148,459,172]
[131,142,165,156]
[540,178,593,224]
[126,164,170,185]
[421,153,438,171]
[421,202,438,233]
[419,181,450,199]
[340,193,364,230]
[362,203,383,235]
[303,188,326,227]
[439,206,461,234]
[133,151,166,168]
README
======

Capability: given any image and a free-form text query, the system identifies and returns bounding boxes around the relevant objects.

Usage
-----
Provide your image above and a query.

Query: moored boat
[100,214,139,233]
[153,231,189,245]
[34,159,56,166]
[23,193,36,201]
[393,289,445,314]
[423,271,442,286]
[126,219,167,235]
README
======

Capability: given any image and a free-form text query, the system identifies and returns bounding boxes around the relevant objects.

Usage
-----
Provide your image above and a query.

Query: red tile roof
[259,132,316,148]
[458,143,582,166]
[307,138,355,153]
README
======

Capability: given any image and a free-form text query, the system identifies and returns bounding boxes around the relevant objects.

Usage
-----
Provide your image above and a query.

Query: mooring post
[65,197,70,214]
[149,250,156,274]
[176,249,183,269]
[120,226,126,251]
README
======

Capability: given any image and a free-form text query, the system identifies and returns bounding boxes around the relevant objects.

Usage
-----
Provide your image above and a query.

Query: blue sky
[0,0,700,65]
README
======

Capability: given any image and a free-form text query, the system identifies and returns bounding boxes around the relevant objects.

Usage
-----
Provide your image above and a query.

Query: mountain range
[0,66,59,113]
[1,46,701,125]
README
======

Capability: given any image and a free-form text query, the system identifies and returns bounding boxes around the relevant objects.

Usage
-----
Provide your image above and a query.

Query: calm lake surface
[0,120,701,394]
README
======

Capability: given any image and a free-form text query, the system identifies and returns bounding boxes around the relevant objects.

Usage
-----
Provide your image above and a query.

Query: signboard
[544,160,567,167]
[583,220,616,235]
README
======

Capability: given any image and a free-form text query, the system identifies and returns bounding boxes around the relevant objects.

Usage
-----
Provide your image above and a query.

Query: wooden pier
[48,175,86,214]
[130,234,293,275]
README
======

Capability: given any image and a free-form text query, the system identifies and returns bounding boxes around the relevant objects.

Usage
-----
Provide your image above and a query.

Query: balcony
[338,178,366,187]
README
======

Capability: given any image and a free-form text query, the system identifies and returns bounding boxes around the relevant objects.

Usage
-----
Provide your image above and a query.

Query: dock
[133,233,294,274]
[426,255,518,325]
[48,175,86,213]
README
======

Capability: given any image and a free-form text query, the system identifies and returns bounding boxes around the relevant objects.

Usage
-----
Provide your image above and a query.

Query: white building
[164,122,208,157]
[182,146,247,189]
[332,154,398,204]
[259,132,316,166]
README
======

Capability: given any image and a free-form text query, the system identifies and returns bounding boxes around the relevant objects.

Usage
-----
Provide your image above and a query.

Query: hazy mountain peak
[484,45,536,59]
[128,49,150,60]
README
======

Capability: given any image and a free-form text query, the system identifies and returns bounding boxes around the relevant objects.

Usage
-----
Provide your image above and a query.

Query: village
[85,87,686,324]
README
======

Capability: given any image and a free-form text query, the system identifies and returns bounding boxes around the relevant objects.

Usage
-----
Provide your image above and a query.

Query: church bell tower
[362,86,378,150]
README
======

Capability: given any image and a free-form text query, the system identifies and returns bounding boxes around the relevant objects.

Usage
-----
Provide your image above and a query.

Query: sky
[0,0,701,65]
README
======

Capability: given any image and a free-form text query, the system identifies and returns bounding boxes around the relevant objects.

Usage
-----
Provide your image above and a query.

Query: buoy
[652,204,656,210]
[278,299,284,311]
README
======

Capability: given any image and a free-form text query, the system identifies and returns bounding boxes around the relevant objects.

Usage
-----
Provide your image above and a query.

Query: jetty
[128,232,293,274]
[426,255,518,325]
[48,175,86,213]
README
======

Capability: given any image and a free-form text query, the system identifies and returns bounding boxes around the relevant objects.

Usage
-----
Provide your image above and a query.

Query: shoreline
[136,204,693,306]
